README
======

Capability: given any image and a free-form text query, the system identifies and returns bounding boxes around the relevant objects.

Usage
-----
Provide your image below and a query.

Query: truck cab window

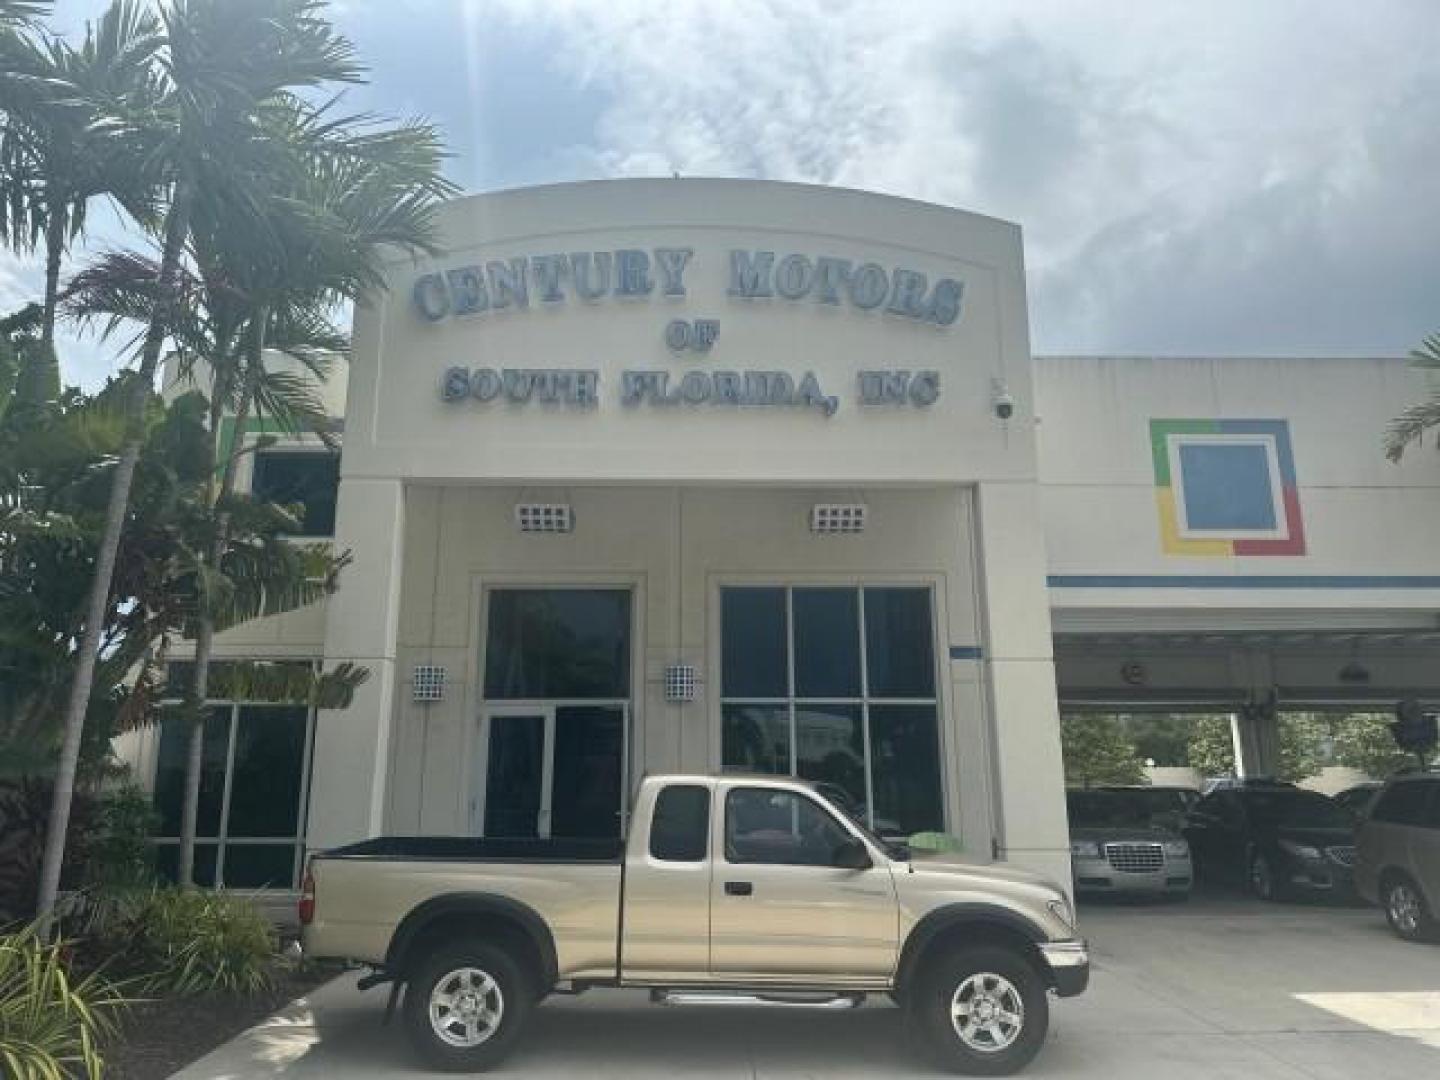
[725,787,853,866]
[649,785,709,861]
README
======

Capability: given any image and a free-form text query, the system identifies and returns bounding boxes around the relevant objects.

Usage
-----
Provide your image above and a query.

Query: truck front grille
[1326,846,1356,867]
[1104,842,1164,873]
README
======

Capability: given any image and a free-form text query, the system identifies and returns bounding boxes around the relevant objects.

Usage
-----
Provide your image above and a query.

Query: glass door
[481,709,550,838]
[476,704,629,838]
[477,588,634,839]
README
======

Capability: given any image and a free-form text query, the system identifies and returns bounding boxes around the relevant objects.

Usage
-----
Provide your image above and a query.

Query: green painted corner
[1149,418,1220,485]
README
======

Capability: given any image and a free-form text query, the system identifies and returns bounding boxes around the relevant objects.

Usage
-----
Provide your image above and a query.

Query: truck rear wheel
[403,938,532,1072]
[908,945,1049,1075]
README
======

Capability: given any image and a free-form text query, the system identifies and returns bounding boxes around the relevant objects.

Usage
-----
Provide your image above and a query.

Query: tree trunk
[177,311,264,887]
[35,175,195,931]
[40,209,64,348]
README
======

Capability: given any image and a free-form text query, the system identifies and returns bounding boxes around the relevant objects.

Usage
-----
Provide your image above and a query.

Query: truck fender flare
[385,892,558,987]
[895,903,1048,991]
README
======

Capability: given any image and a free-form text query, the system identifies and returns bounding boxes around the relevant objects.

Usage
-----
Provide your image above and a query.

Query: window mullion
[857,588,876,830]
[785,587,797,777]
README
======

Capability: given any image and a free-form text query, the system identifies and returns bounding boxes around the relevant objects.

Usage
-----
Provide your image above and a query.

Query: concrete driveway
[173,895,1440,1079]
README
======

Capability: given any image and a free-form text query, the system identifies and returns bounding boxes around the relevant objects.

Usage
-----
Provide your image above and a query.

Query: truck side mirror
[833,837,873,871]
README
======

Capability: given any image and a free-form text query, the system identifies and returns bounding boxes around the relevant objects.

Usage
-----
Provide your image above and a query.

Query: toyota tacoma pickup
[301,774,1087,1075]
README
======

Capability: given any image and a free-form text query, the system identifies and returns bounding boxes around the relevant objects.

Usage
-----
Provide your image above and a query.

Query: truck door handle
[724,881,753,896]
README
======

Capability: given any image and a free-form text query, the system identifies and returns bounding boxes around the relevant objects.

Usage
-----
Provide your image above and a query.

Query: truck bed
[305,837,624,975]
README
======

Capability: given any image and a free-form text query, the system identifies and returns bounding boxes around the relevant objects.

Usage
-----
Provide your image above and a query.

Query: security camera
[992,380,1015,420]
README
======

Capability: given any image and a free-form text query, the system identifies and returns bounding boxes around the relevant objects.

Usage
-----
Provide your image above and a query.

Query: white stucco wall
[1037,354,1440,616]
[302,178,1069,886]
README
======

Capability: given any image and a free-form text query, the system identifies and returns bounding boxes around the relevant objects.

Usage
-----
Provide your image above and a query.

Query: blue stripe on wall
[948,645,984,660]
[1048,575,1440,589]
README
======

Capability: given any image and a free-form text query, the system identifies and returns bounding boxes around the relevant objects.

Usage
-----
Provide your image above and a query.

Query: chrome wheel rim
[429,967,504,1048]
[950,972,1024,1053]
[1251,856,1273,898]
[1388,884,1422,934]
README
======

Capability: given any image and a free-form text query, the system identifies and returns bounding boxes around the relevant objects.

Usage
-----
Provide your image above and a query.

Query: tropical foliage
[1385,331,1440,461]
[0,927,129,1080]
[1059,715,1147,787]
[84,887,276,995]
[0,0,453,923]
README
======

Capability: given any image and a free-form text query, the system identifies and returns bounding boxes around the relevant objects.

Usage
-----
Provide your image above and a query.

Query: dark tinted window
[484,590,631,699]
[154,710,228,837]
[251,451,340,536]
[795,704,864,806]
[864,588,935,697]
[725,788,853,866]
[793,589,860,696]
[721,704,790,774]
[1372,780,1435,827]
[721,588,787,697]
[226,706,307,837]
[650,785,710,861]
[870,704,944,833]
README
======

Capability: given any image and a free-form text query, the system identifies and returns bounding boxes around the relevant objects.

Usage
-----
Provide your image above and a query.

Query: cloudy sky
[10,0,1439,389]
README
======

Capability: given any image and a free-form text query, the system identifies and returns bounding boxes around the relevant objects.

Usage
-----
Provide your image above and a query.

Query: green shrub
[93,888,277,995]
[0,928,129,1080]
[83,786,157,890]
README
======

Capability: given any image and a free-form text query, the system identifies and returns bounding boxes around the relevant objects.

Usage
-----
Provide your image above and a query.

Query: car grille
[1104,842,1164,873]
[1326,846,1356,867]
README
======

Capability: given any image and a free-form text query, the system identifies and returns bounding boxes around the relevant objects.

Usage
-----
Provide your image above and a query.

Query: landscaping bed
[105,962,339,1080]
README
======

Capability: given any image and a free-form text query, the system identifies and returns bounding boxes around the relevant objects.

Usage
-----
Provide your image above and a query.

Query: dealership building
[128,179,1440,895]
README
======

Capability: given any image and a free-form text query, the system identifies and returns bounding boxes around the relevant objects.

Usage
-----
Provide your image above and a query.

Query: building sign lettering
[440,366,938,418]
[413,247,963,327]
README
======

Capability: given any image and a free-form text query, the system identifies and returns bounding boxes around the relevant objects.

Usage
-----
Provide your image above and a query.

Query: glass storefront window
[484,589,632,699]
[153,703,313,889]
[719,585,945,835]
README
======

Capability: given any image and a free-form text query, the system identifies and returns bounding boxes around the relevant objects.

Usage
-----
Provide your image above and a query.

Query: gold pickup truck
[301,774,1087,1075]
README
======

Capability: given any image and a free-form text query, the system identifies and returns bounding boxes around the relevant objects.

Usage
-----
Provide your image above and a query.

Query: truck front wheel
[908,945,1049,1075]
[403,938,533,1072]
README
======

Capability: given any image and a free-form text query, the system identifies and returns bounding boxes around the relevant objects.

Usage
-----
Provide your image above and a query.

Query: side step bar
[651,989,865,1010]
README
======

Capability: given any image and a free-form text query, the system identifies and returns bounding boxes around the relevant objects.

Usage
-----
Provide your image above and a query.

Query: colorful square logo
[1150,419,1306,556]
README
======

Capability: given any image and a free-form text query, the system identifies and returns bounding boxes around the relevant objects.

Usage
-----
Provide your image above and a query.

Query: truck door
[709,783,898,983]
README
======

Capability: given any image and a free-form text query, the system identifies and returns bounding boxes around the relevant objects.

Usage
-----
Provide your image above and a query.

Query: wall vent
[515,503,574,534]
[810,503,867,534]
[412,664,446,703]
[664,664,698,703]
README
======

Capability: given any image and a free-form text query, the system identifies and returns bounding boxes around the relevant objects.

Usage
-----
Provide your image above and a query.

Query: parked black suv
[1184,785,1356,900]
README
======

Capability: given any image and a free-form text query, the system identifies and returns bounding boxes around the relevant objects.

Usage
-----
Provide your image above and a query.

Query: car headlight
[1278,840,1322,861]
[1070,840,1101,859]
[1162,839,1190,858]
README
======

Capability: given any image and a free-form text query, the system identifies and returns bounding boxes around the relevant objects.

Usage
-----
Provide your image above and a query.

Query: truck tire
[907,945,1049,1076]
[403,938,533,1072]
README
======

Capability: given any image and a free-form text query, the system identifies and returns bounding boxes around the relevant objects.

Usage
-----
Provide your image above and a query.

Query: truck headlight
[1162,839,1190,858]
[1070,840,1101,859]
[1279,840,1322,861]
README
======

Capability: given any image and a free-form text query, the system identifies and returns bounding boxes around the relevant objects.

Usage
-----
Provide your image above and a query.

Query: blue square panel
[1177,443,1276,530]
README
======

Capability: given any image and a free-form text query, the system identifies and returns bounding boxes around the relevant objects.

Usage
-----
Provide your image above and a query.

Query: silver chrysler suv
[1355,771,1440,941]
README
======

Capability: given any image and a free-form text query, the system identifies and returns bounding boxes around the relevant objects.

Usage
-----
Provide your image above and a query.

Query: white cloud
[490,0,1440,354]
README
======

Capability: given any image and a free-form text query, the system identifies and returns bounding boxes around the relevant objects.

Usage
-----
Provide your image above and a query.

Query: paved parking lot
[176,894,1440,1079]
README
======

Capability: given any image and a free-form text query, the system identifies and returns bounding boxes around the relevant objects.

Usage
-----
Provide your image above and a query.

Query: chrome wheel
[1387,882,1422,936]
[429,966,504,1048]
[950,971,1025,1053]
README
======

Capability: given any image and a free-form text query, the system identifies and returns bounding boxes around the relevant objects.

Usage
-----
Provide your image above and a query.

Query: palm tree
[61,104,452,883]
[37,0,363,926]
[170,106,451,884]
[0,1,160,347]
[1385,332,1440,462]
